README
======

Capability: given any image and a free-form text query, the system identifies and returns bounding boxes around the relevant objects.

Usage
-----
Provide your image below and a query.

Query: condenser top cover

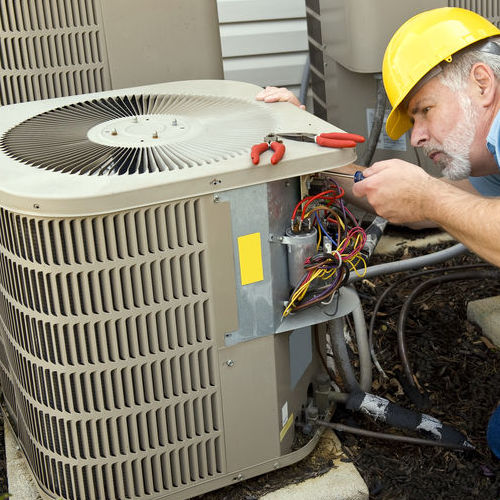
[0,80,356,216]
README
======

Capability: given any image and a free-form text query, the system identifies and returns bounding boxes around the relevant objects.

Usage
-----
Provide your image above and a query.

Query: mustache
[421,143,442,158]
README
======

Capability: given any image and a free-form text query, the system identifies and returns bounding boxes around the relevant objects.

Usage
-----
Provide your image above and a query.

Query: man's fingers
[255,87,303,107]
[361,161,393,177]
[256,86,286,99]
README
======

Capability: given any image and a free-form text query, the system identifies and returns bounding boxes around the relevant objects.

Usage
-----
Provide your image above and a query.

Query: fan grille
[0,94,274,175]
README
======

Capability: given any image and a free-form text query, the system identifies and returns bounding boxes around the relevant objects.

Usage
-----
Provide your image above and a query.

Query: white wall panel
[217,0,308,102]
[217,0,306,22]
[220,19,307,57]
[223,53,307,88]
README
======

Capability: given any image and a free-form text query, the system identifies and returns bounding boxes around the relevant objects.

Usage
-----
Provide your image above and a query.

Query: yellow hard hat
[383,7,500,140]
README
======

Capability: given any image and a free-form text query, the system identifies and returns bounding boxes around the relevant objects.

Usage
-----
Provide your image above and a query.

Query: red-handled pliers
[251,137,286,165]
[269,132,365,148]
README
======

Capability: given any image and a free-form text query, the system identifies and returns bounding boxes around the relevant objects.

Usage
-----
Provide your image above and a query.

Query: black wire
[358,76,386,167]
[397,269,500,401]
[368,263,494,378]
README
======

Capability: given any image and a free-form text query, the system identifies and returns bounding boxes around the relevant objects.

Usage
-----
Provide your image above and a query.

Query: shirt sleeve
[468,174,500,197]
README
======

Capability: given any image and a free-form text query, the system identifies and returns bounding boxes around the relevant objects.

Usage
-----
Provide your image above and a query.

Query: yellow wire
[282,267,330,317]
[283,203,368,317]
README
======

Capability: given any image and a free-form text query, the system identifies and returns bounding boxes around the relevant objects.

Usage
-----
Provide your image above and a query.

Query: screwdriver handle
[353,171,365,182]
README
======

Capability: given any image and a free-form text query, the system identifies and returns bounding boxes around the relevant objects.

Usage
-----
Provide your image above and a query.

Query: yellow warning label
[237,233,264,285]
[280,413,294,442]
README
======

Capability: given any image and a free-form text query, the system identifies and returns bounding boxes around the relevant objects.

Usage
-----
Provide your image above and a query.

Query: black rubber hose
[346,391,473,449]
[357,76,387,260]
[397,269,500,404]
[360,216,388,262]
[359,75,386,167]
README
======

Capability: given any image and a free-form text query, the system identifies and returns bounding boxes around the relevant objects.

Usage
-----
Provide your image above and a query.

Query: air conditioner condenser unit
[0,80,357,499]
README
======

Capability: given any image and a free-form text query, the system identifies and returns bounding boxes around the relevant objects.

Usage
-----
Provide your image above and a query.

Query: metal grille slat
[0,196,226,498]
[1,0,109,105]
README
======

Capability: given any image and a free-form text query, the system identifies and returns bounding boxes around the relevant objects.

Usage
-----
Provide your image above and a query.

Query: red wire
[301,189,343,220]
[291,185,344,221]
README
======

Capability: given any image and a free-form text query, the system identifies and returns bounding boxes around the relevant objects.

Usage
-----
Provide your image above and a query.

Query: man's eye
[422,107,431,115]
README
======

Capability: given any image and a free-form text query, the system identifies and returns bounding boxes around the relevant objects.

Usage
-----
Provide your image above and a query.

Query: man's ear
[470,62,496,104]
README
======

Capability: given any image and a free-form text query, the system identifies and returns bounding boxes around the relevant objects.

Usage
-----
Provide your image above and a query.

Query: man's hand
[255,86,305,109]
[351,159,440,224]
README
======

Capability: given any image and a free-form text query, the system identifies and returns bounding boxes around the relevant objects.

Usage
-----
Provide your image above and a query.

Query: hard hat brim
[386,107,412,141]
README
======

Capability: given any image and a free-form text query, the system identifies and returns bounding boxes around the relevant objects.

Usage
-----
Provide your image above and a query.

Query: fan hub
[87,114,193,147]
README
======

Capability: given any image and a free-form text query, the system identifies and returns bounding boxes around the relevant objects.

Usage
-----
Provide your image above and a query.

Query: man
[257,8,500,266]
[258,7,500,459]
[355,8,500,459]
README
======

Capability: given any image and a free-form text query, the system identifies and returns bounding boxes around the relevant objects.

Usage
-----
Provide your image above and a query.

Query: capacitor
[285,226,317,289]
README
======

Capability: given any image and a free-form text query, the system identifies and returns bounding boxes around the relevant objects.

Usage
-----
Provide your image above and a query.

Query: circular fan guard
[0,94,273,175]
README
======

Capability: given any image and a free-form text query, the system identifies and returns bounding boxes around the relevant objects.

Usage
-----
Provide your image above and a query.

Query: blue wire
[316,214,336,246]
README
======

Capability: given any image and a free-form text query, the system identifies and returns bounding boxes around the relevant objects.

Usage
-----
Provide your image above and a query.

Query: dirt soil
[199,227,500,500]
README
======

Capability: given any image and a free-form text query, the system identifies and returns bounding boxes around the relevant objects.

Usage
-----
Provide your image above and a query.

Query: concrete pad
[374,231,454,256]
[261,430,369,500]
[4,421,368,500]
[467,295,500,348]
[4,419,41,500]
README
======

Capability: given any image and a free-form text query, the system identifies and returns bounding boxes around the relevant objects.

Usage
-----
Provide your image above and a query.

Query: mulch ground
[201,227,500,500]
[340,230,500,500]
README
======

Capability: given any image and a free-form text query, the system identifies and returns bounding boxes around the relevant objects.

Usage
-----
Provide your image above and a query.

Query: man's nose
[410,122,429,148]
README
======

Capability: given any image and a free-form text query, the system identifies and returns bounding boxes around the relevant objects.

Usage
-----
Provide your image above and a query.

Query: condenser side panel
[0,197,234,500]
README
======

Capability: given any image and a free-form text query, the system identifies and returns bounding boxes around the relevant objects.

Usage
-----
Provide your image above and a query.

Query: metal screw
[172,119,178,126]
[213,194,220,203]
[226,360,235,367]
[33,203,40,209]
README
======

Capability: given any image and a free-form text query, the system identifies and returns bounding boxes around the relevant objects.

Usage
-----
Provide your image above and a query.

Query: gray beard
[423,93,477,181]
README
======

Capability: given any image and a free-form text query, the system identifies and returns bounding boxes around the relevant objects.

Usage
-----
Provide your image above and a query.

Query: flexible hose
[348,243,468,283]
[327,289,372,394]
[351,296,372,392]
[318,420,471,451]
[357,75,388,260]
[397,269,500,401]
[329,318,361,392]
[360,216,388,262]
[359,75,386,168]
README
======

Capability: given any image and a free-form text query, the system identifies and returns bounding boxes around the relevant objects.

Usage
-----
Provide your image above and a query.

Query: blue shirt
[469,111,500,196]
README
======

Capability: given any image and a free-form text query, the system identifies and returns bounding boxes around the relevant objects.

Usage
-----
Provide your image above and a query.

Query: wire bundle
[283,181,367,317]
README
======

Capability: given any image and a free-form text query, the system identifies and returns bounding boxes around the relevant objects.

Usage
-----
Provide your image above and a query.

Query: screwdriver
[325,170,365,182]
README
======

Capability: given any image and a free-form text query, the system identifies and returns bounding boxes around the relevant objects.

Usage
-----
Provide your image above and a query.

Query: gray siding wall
[217,0,308,100]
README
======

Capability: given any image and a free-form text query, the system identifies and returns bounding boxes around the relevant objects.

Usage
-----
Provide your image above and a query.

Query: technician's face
[407,77,479,180]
